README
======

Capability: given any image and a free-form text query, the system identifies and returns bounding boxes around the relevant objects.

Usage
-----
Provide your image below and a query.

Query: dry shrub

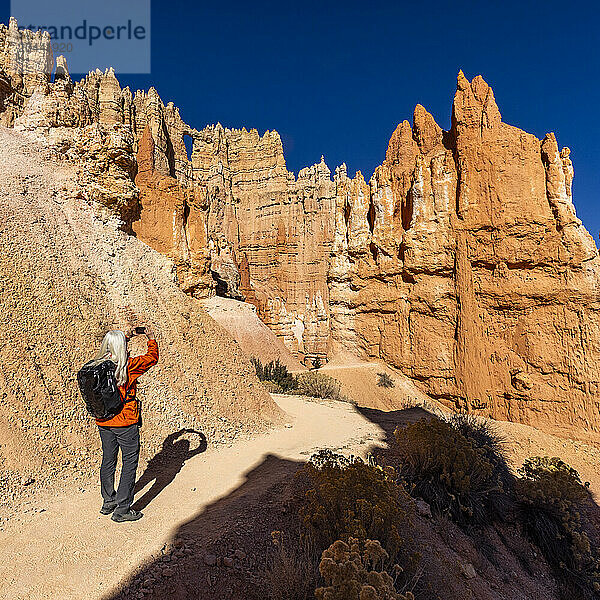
[447,414,515,519]
[393,418,503,526]
[251,359,344,399]
[516,456,600,598]
[315,538,413,600]
[297,372,342,400]
[377,373,395,388]
[261,380,285,394]
[297,450,409,563]
[266,531,319,600]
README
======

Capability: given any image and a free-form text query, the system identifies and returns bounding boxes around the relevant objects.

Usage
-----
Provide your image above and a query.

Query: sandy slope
[201,296,305,371]
[0,394,383,600]
[0,126,280,501]
[317,359,448,413]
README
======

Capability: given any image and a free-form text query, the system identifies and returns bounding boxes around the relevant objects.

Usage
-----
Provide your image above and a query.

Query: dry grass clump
[296,372,342,401]
[392,418,508,526]
[377,372,395,388]
[266,531,319,600]
[516,456,600,598]
[315,538,413,600]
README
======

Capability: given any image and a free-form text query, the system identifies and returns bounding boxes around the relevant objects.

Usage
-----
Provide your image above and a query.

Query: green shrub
[392,418,504,526]
[516,456,599,598]
[297,450,409,563]
[297,372,341,400]
[377,372,395,388]
[315,538,413,600]
[251,357,298,392]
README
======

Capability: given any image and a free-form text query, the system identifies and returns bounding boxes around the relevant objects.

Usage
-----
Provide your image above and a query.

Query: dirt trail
[0,394,384,600]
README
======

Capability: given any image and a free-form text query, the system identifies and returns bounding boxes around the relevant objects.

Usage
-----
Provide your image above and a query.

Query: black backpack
[77,360,125,419]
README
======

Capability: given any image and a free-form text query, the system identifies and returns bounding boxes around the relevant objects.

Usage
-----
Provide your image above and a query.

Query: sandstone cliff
[328,74,600,438]
[191,125,335,360]
[133,125,213,297]
[2,20,600,439]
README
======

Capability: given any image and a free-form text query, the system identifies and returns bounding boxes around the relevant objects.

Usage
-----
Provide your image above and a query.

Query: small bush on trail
[251,357,297,392]
[516,456,599,598]
[297,450,409,564]
[296,372,341,400]
[311,356,322,370]
[377,372,395,388]
[315,537,414,600]
[392,418,505,526]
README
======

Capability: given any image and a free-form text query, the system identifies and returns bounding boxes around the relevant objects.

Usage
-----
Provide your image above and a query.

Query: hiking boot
[99,502,117,515]
[111,509,143,523]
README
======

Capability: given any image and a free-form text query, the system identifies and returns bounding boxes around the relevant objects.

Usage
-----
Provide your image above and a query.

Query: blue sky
[5,0,599,238]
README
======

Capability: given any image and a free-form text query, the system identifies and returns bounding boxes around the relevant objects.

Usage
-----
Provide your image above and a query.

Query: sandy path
[0,394,383,600]
[313,361,381,371]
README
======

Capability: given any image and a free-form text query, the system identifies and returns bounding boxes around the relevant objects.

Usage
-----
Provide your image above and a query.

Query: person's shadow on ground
[132,429,207,511]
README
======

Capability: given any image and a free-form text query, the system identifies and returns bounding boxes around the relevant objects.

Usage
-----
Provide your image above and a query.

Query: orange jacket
[96,339,159,427]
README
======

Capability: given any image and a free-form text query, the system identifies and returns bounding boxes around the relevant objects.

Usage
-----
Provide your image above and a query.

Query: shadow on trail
[132,429,207,512]
[357,405,434,446]
[105,406,435,600]
[106,453,302,600]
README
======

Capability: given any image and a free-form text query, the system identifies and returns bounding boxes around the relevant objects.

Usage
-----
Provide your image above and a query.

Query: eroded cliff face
[190,125,335,359]
[0,18,53,124]
[0,18,193,229]
[328,73,600,437]
[2,20,600,437]
[133,125,213,297]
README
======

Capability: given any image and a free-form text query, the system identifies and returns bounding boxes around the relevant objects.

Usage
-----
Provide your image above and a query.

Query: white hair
[91,330,128,386]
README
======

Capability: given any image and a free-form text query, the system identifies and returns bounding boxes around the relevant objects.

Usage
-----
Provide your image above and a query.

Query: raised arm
[128,326,159,378]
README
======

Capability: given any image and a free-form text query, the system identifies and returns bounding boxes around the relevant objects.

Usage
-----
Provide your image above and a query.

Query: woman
[91,326,159,522]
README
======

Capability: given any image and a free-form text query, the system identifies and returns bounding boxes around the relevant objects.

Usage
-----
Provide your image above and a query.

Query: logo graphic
[10,0,151,74]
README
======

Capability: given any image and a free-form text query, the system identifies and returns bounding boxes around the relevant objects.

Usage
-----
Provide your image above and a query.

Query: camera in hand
[134,326,146,334]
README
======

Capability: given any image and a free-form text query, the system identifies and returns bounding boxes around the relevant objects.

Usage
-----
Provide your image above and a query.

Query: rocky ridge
[2,19,600,438]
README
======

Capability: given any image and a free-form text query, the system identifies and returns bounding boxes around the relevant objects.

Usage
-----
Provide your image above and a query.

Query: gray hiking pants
[98,424,140,515]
